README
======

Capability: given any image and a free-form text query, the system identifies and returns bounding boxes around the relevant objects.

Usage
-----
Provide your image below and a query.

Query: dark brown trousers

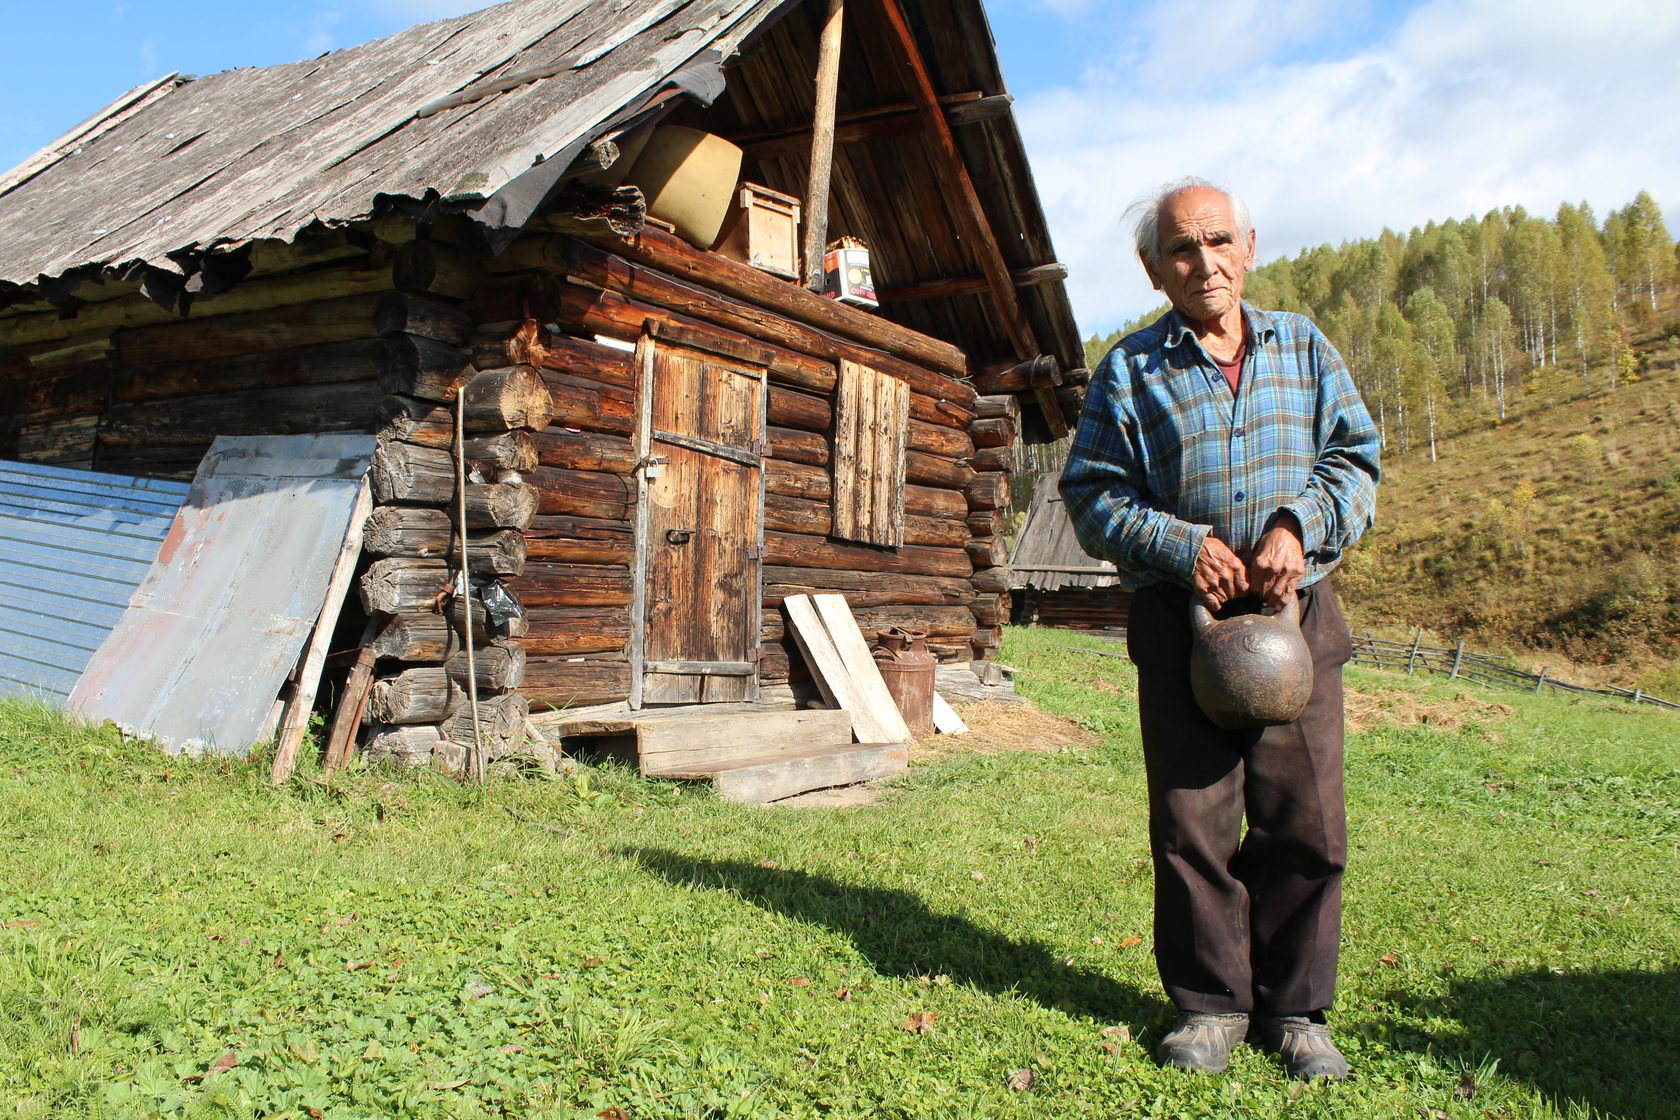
[1127,580,1352,1016]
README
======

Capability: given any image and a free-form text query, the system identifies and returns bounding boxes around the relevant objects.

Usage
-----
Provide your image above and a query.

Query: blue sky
[3,0,1677,333]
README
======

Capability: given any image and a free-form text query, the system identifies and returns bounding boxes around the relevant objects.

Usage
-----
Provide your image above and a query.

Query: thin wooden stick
[272,482,372,784]
[456,390,486,782]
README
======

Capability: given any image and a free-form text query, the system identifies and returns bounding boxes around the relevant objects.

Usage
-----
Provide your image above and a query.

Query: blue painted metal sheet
[0,460,191,701]
[68,433,376,756]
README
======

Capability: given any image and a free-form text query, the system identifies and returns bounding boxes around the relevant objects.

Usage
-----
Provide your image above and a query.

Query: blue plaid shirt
[1060,304,1379,591]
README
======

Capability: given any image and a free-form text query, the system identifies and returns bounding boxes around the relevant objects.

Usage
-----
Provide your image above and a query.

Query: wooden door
[633,328,768,705]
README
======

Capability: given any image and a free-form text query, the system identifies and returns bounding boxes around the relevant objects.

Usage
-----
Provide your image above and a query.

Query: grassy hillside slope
[1337,332,1680,695]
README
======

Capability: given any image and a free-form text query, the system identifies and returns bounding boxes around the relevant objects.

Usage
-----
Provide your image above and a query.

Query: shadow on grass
[625,848,1161,1029]
[1426,965,1679,1120]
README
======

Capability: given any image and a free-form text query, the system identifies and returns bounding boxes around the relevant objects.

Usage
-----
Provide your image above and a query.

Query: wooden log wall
[0,223,549,772]
[1012,587,1134,632]
[0,230,392,475]
[469,225,1015,708]
[359,237,547,771]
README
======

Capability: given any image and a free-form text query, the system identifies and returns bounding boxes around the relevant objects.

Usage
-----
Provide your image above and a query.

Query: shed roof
[1008,470,1119,591]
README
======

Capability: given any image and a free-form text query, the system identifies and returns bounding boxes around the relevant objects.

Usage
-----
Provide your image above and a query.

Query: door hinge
[745,544,767,559]
[747,647,765,664]
[753,439,773,458]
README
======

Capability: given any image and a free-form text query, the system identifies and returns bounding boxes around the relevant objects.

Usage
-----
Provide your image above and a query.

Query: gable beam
[857,0,1037,364]
[731,92,1011,162]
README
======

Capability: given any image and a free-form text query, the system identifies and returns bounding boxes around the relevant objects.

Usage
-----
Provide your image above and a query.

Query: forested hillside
[1064,191,1680,691]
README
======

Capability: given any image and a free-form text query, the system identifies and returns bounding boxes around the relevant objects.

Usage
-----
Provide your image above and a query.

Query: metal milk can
[1188,597,1315,730]
[871,626,936,737]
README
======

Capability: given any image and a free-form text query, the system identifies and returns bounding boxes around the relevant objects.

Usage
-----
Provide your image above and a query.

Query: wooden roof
[683,0,1084,435]
[0,0,1084,432]
[0,0,783,295]
[1008,470,1120,590]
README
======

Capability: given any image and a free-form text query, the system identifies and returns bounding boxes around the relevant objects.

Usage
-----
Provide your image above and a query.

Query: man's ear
[1244,228,1257,271]
[1140,250,1163,291]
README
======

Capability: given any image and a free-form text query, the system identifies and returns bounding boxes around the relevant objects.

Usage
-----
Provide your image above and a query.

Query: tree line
[1080,191,1679,463]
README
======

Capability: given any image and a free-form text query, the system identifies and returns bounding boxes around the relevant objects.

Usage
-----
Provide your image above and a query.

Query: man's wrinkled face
[1141,186,1256,328]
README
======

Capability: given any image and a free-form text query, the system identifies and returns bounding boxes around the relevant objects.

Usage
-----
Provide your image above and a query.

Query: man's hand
[1249,513,1306,610]
[1193,535,1250,612]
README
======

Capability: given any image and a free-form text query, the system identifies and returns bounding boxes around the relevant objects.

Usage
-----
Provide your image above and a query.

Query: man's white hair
[1125,177,1254,268]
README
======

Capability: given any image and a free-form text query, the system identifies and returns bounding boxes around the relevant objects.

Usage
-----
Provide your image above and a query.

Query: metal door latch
[665,528,693,545]
[640,455,666,480]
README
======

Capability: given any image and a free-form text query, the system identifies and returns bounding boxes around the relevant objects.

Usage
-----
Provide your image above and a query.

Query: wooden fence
[1349,630,1680,710]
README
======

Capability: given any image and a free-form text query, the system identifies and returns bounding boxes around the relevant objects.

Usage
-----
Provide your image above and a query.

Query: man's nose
[1189,246,1217,275]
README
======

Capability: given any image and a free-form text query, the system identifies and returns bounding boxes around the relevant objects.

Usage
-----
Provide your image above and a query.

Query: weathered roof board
[0,0,785,291]
[1008,470,1119,591]
[0,460,191,700]
[68,433,376,755]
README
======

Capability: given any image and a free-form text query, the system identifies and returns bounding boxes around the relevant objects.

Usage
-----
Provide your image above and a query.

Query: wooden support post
[272,482,373,783]
[802,0,846,289]
[1535,666,1548,694]
[1406,627,1422,675]
[1449,640,1465,680]
[322,619,382,770]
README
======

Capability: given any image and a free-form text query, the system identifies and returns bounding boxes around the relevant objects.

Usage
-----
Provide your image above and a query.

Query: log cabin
[0,0,1086,775]
[1009,471,1134,632]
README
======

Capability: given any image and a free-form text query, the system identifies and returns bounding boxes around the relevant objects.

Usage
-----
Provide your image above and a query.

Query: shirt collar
[1161,303,1281,351]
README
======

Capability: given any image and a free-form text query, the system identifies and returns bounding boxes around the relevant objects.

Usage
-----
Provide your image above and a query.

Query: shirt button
[1234,491,1246,502]
[1233,427,1243,437]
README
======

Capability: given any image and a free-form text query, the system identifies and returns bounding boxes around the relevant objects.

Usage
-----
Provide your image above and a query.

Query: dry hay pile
[1343,684,1513,736]
[912,700,1100,761]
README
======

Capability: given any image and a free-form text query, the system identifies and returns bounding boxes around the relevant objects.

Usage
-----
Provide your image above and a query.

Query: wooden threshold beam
[879,261,1068,304]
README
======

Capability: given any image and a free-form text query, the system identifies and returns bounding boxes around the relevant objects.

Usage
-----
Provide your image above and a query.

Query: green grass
[3,629,1677,1119]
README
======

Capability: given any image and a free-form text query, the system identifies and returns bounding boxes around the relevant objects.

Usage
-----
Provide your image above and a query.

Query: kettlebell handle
[1189,592,1302,634]
[1278,592,1302,628]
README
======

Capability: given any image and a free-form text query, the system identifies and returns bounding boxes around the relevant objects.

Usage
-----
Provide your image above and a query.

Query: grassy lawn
[4,626,1677,1119]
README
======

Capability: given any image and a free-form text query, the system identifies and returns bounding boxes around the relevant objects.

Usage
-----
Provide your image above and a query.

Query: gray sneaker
[1251,1014,1349,1080]
[1156,1011,1250,1073]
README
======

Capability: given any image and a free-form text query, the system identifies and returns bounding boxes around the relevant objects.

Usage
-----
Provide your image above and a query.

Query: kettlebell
[1188,596,1315,730]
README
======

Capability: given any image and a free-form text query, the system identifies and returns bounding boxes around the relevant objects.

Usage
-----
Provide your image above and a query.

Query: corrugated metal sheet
[0,460,191,701]
[1008,470,1120,591]
[69,433,375,755]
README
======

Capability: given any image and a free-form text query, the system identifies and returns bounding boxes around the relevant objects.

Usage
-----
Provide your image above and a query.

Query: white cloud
[363,0,485,18]
[1014,0,1680,335]
[1029,0,1094,17]
[306,10,344,55]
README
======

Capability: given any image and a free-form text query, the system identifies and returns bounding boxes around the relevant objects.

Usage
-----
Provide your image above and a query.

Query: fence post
[1449,640,1465,680]
[1634,688,1643,704]
[1406,627,1422,675]
[1534,666,1547,694]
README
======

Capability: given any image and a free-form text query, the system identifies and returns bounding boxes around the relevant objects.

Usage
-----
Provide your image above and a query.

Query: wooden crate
[713,182,801,279]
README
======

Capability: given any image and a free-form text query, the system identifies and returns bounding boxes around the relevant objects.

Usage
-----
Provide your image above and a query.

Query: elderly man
[1060,179,1379,1080]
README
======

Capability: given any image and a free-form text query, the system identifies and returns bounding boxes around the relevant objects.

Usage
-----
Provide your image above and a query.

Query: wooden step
[546,702,855,776]
[634,707,854,775]
[658,742,908,804]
